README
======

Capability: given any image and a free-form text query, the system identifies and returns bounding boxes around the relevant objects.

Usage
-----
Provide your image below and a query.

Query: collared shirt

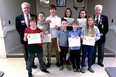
[45,15,61,38]
[68,29,81,50]
[24,14,30,26]
[58,28,68,47]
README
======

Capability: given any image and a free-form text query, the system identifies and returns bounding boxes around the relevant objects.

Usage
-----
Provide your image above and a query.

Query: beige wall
[36,0,87,18]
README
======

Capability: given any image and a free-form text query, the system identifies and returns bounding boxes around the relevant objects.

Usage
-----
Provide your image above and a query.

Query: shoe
[46,63,51,68]
[98,63,104,67]
[59,66,64,71]
[41,69,50,73]
[73,68,77,72]
[28,73,32,77]
[32,65,37,69]
[77,69,81,72]
[56,62,60,67]
[66,65,71,71]
[81,67,85,73]
[88,67,94,73]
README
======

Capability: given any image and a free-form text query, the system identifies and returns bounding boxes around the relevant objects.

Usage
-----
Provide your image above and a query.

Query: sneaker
[66,65,71,71]
[46,63,51,68]
[41,69,50,73]
[59,66,64,71]
[77,69,81,72]
[88,67,94,73]
[32,65,37,69]
[73,68,77,72]
[81,67,85,73]
[56,62,60,67]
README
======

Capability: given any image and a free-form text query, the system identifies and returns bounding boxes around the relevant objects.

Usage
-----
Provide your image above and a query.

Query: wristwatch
[76,0,83,2]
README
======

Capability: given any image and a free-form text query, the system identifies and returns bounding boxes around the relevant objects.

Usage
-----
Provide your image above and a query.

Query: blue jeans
[81,45,94,67]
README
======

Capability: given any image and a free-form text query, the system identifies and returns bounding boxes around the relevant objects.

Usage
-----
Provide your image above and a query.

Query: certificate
[50,19,61,28]
[82,36,95,46]
[77,18,86,27]
[28,33,41,44]
[64,17,74,26]
[68,37,81,47]
[42,34,51,43]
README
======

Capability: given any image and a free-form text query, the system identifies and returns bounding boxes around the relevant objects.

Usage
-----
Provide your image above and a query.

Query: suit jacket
[94,15,109,43]
[15,14,37,44]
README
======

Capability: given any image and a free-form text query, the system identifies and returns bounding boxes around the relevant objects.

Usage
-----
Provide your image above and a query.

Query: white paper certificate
[77,18,86,27]
[50,20,61,28]
[28,33,41,44]
[68,37,81,47]
[82,36,95,46]
[42,34,51,43]
[64,17,74,26]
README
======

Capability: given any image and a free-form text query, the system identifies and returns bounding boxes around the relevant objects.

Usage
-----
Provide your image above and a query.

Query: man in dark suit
[15,2,37,69]
[92,4,109,67]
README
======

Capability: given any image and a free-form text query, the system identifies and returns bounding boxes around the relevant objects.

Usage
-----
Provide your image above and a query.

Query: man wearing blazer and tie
[92,4,109,67]
[15,2,37,68]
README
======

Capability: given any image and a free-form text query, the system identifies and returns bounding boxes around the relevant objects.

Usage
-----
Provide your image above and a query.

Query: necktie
[96,15,99,26]
[27,14,29,26]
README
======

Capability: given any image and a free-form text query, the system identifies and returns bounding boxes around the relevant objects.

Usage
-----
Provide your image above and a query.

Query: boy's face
[49,8,56,16]
[38,13,45,21]
[30,21,36,27]
[61,21,67,28]
[72,23,78,30]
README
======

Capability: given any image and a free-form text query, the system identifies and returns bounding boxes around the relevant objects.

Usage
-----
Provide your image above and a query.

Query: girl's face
[80,11,86,18]
[30,21,36,27]
[61,21,67,29]
[38,13,45,21]
[87,17,94,26]
[66,9,71,17]
[72,24,78,30]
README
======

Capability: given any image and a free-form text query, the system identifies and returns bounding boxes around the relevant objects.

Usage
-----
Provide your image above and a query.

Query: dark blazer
[94,15,109,43]
[15,14,37,44]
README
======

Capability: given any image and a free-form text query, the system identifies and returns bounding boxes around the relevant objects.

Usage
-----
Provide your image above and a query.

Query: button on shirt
[68,29,81,50]
[58,29,68,47]
[45,15,61,38]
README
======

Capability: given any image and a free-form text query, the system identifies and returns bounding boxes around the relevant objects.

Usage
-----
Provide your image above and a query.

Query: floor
[0,57,116,77]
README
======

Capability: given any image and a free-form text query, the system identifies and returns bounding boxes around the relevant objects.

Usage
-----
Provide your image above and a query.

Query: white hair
[21,2,30,9]
[95,4,103,11]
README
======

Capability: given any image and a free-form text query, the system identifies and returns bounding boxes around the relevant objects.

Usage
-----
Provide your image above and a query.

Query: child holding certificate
[81,16,100,73]
[24,17,49,77]
[57,18,71,71]
[68,20,81,72]
[37,12,50,64]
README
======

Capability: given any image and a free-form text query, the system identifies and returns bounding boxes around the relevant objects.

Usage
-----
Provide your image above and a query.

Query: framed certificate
[77,18,86,27]
[42,34,51,43]
[50,20,61,28]
[28,33,41,44]
[82,36,95,46]
[64,17,74,26]
[68,37,81,47]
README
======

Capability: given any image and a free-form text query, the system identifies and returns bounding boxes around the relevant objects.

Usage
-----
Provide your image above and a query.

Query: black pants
[70,50,80,69]
[23,43,35,65]
[60,46,69,65]
[92,42,105,64]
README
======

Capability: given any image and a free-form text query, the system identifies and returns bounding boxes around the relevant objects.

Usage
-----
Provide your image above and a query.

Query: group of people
[15,2,108,77]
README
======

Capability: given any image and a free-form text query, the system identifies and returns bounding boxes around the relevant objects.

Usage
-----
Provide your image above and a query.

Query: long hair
[78,9,87,18]
[85,16,95,36]
[64,7,72,18]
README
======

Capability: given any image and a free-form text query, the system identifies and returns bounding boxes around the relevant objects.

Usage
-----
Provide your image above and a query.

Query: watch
[76,0,83,2]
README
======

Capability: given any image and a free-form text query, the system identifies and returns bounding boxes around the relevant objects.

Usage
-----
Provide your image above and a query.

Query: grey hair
[21,2,30,9]
[95,4,103,11]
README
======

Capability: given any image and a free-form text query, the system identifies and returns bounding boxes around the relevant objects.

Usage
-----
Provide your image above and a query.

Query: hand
[45,31,49,35]
[23,37,27,41]
[76,36,79,39]
[46,20,51,25]
[53,25,58,30]
[100,33,103,36]
[81,36,84,39]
